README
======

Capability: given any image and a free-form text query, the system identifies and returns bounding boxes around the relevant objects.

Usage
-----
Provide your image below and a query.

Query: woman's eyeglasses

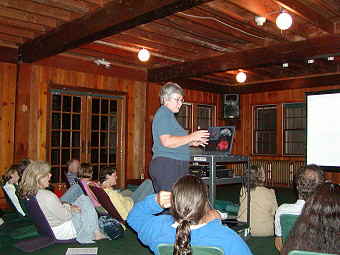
[170,97,184,104]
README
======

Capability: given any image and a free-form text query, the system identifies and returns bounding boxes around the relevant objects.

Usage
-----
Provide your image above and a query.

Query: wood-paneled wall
[238,84,340,183]
[0,62,17,208]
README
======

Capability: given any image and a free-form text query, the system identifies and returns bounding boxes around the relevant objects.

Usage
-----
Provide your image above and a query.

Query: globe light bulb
[236,71,247,83]
[138,48,150,62]
[276,11,293,30]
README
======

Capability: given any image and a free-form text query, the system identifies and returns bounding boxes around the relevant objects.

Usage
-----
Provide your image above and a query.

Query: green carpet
[0,184,297,255]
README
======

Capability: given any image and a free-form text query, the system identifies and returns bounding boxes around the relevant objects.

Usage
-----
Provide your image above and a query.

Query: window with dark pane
[89,97,118,175]
[48,91,122,183]
[50,92,83,183]
[283,103,306,155]
[254,105,277,155]
[175,103,192,131]
[197,104,215,130]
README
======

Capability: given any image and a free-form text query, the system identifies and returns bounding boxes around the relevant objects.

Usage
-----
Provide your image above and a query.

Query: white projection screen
[306,90,340,172]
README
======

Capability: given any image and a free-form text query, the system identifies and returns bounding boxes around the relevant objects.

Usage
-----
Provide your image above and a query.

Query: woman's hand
[156,191,172,208]
[190,130,209,146]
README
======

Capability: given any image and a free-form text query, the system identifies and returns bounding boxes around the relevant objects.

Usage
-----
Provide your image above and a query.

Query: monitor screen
[204,126,235,153]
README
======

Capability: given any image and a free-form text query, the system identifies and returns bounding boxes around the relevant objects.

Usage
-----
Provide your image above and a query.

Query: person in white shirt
[1,165,26,216]
[274,164,324,251]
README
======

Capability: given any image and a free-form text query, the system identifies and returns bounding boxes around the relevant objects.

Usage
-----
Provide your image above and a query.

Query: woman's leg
[60,184,83,203]
[130,179,155,203]
[71,195,100,243]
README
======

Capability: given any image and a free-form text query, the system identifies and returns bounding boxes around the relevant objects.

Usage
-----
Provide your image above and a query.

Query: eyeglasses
[170,97,184,104]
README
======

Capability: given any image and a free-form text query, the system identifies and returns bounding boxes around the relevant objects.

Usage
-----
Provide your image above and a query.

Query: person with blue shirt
[127,175,252,255]
[150,82,210,192]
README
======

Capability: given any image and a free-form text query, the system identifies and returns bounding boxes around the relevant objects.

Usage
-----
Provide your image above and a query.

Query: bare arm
[160,130,209,148]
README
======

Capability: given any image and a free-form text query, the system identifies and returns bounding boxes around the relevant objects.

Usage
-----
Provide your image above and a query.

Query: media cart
[191,154,250,231]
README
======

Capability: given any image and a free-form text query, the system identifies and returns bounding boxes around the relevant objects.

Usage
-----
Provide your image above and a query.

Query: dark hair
[78,163,93,179]
[171,175,210,255]
[0,165,19,186]
[281,183,340,255]
[294,164,324,200]
[17,158,32,177]
[98,166,116,184]
[247,165,265,190]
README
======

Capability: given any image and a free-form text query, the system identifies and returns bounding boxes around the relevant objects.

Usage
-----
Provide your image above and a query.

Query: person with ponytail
[127,175,252,255]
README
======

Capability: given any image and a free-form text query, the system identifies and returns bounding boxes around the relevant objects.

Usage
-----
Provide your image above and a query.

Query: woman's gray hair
[159,82,184,105]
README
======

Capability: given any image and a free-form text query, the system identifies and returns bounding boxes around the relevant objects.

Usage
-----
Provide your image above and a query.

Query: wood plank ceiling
[1,0,340,93]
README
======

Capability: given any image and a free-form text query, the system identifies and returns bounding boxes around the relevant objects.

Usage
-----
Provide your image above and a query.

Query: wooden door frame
[46,83,127,187]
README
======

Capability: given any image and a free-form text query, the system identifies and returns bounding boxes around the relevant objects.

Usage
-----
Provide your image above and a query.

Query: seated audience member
[61,163,106,214]
[20,160,105,243]
[237,166,278,236]
[98,166,154,220]
[1,165,26,216]
[127,175,252,255]
[66,159,80,186]
[274,164,324,251]
[281,183,340,255]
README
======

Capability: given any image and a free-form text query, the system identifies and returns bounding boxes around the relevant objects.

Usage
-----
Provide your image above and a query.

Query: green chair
[289,250,338,255]
[157,244,224,255]
[280,214,299,242]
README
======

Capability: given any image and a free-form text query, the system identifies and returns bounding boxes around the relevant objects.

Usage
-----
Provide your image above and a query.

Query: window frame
[175,103,216,132]
[283,102,306,156]
[253,104,277,155]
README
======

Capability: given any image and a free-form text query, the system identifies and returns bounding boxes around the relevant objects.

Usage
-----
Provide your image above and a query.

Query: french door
[48,88,126,185]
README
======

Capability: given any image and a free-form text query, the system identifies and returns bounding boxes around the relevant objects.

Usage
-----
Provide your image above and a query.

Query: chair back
[76,179,88,196]
[24,196,56,239]
[280,214,299,242]
[1,185,28,216]
[157,244,224,255]
[89,185,124,223]
[289,250,338,255]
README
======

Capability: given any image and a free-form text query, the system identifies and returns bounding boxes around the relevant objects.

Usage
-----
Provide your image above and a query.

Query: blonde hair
[79,163,93,179]
[19,161,51,198]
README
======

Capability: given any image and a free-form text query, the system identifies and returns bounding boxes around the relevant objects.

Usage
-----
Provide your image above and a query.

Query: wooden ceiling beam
[273,0,335,34]
[0,45,18,63]
[148,35,340,82]
[224,72,340,94]
[20,0,214,63]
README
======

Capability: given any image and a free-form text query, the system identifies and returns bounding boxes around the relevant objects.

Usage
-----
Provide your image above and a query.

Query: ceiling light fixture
[328,56,335,61]
[138,48,151,62]
[255,16,266,26]
[282,63,289,68]
[307,59,314,64]
[236,71,247,83]
[276,10,293,30]
[93,58,111,68]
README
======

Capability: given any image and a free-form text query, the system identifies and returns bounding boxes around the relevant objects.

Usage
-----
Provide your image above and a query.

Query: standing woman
[150,82,210,192]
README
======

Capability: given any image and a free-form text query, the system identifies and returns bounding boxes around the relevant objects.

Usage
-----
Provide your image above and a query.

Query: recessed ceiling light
[236,71,247,83]
[307,59,314,64]
[282,63,289,68]
[328,56,335,61]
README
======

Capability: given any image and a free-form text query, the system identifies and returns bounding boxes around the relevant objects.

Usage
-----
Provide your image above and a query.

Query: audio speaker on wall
[223,94,240,119]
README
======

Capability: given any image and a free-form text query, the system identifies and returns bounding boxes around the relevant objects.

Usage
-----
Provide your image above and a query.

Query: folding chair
[89,185,125,223]
[15,196,76,252]
[280,214,299,242]
[157,244,224,255]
